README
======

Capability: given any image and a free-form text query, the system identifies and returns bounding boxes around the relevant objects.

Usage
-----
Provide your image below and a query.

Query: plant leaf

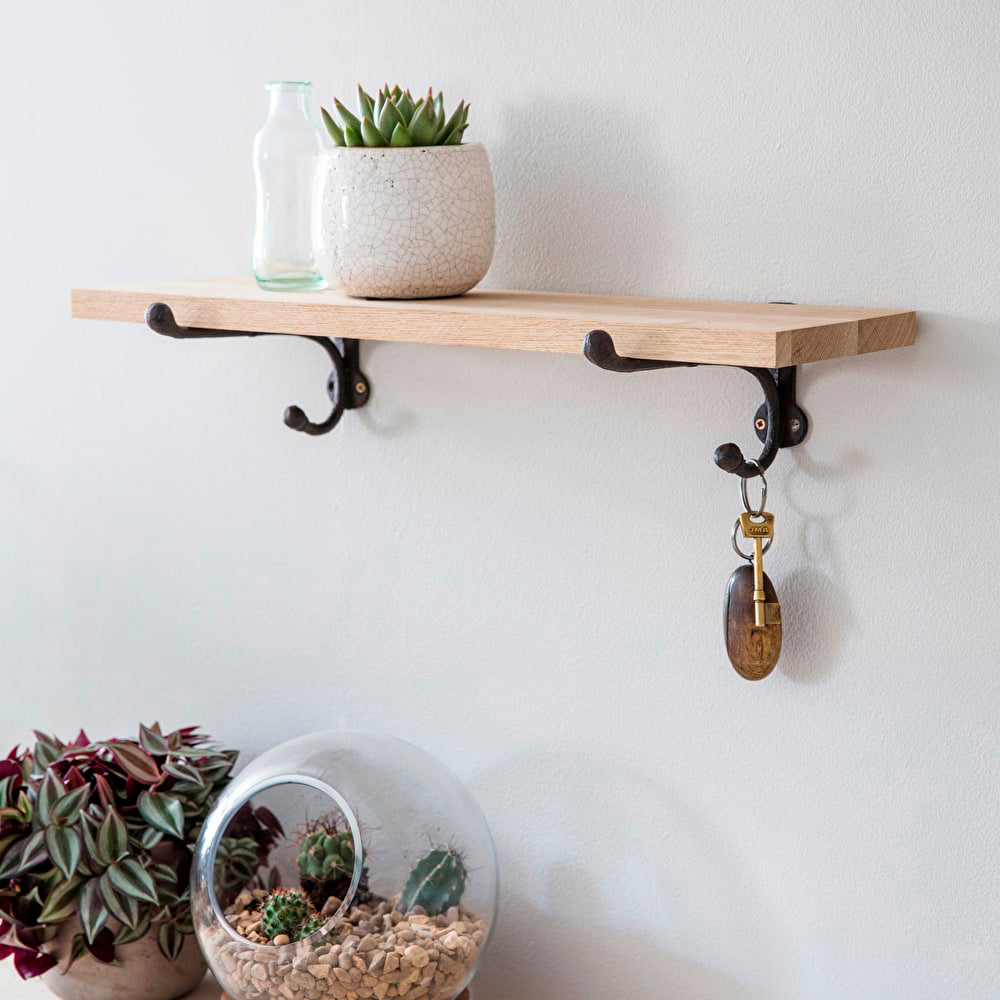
[408,101,436,145]
[44,824,82,879]
[106,859,159,905]
[50,785,89,826]
[443,122,469,145]
[357,84,375,120]
[139,826,164,850]
[96,809,128,865]
[320,107,345,146]
[361,115,388,146]
[37,876,83,923]
[63,932,88,974]
[36,772,66,824]
[397,89,415,121]
[77,879,109,943]
[334,97,361,132]
[103,743,160,784]
[137,792,185,839]
[344,124,363,147]
[113,910,151,946]
[157,922,184,961]
[84,927,115,964]
[378,97,405,139]
[99,870,140,928]
[390,123,414,147]
[138,725,169,756]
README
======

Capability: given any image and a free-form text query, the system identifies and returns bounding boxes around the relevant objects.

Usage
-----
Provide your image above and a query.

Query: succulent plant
[399,848,467,917]
[321,84,470,148]
[296,818,372,911]
[260,889,313,941]
[298,827,354,884]
[0,725,280,980]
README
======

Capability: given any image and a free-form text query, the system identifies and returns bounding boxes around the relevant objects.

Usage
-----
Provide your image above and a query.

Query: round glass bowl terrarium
[191,731,498,1000]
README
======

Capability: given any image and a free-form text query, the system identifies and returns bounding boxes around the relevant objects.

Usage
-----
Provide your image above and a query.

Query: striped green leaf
[158,922,184,961]
[99,869,140,927]
[139,725,169,756]
[137,791,184,839]
[96,808,128,865]
[77,879,109,943]
[38,876,83,923]
[45,824,82,879]
[106,858,159,905]
[50,785,89,826]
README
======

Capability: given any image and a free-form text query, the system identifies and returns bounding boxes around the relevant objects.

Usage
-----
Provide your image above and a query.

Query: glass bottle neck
[267,83,311,117]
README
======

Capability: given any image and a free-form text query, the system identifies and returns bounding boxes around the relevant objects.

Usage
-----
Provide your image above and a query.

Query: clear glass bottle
[253,81,326,290]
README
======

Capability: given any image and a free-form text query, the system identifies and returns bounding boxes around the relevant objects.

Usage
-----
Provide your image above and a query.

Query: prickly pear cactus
[399,848,467,917]
[259,889,311,941]
[298,828,355,883]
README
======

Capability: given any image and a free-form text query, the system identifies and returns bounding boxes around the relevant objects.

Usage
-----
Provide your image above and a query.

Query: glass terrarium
[191,731,498,1000]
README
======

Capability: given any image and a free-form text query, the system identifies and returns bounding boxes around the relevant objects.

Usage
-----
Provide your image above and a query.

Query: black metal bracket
[145,302,370,436]
[582,329,808,478]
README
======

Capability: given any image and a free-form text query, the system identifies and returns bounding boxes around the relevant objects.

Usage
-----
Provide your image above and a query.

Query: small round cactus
[298,827,354,883]
[321,84,470,148]
[399,848,467,917]
[259,889,312,941]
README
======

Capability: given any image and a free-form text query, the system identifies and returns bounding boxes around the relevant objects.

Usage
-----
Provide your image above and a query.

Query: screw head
[755,417,767,431]
[789,418,801,432]
[355,381,367,394]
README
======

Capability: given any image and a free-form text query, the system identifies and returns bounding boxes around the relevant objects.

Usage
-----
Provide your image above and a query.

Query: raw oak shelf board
[71,277,915,368]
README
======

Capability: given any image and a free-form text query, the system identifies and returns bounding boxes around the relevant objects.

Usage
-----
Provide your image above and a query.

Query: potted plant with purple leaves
[0,725,281,1000]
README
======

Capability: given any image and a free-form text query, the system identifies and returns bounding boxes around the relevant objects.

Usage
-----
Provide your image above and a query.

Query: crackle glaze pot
[40,918,206,1000]
[313,144,495,299]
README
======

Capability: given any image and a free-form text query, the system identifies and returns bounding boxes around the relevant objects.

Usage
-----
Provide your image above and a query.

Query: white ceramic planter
[40,919,206,1000]
[314,143,495,299]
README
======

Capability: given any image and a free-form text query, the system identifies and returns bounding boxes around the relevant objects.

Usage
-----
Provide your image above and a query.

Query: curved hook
[583,329,696,373]
[712,366,779,477]
[282,336,346,436]
[145,303,365,436]
[583,329,783,478]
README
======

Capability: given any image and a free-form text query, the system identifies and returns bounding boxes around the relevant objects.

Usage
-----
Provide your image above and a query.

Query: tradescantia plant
[0,725,281,980]
[321,84,470,148]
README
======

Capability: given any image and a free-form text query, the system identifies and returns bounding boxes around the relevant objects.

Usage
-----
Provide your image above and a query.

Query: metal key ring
[740,461,767,515]
[732,515,773,561]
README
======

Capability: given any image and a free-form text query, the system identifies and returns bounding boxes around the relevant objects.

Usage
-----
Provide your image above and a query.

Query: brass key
[725,501,782,680]
[740,511,774,626]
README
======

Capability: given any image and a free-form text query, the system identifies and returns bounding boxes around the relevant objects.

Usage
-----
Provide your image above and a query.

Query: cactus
[399,848,467,917]
[296,820,371,911]
[259,889,312,941]
[298,827,355,883]
[297,916,325,941]
[321,84,470,148]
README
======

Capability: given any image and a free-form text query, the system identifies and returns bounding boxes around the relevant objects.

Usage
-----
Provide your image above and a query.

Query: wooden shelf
[71,277,915,369]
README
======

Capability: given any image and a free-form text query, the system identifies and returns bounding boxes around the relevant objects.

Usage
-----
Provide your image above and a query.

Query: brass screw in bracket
[755,417,767,431]
[356,382,367,394]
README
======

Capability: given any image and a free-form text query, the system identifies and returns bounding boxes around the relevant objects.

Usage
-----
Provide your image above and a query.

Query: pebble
[214,892,483,1000]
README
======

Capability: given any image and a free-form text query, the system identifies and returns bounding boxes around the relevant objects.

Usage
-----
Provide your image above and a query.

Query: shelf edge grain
[71,282,916,369]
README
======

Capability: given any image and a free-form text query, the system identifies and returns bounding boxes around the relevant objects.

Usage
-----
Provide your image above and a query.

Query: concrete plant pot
[314,143,495,299]
[41,919,206,1000]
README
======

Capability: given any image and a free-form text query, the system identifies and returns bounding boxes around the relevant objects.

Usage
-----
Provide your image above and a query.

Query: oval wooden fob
[724,564,782,679]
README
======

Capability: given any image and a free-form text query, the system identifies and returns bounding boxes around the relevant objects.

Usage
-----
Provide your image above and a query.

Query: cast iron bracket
[582,329,808,478]
[145,302,370,436]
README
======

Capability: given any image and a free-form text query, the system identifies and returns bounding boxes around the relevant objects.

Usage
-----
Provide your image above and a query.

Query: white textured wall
[2,2,998,997]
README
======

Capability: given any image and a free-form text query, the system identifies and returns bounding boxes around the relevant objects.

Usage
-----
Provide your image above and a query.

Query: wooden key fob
[725,509,781,679]
[724,564,782,679]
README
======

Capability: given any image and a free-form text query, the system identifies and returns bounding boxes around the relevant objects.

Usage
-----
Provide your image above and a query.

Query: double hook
[145,303,369,436]
[583,329,807,477]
